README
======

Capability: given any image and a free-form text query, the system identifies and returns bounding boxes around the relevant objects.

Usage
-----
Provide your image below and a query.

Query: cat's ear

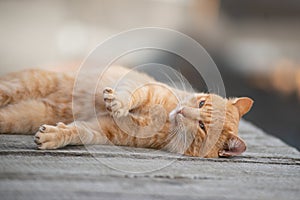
[232,97,254,117]
[218,134,246,157]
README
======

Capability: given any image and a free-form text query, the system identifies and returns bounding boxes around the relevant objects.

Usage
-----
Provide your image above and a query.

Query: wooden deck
[0,120,299,200]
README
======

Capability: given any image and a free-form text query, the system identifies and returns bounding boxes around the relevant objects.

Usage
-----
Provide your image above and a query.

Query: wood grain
[0,120,299,200]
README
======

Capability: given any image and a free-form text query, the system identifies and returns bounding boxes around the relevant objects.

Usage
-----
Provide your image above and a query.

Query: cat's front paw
[103,87,129,118]
[34,122,68,149]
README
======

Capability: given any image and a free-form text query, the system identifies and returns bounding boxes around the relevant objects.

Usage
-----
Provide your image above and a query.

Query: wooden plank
[0,120,299,200]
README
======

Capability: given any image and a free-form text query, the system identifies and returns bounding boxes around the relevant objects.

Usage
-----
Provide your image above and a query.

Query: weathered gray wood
[0,120,299,200]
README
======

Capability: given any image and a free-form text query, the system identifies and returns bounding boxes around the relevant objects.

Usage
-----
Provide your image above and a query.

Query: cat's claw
[34,123,67,149]
[103,87,129,118]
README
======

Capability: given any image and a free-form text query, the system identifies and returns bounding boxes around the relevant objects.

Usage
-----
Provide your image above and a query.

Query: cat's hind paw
[103,87,129,118]
[34,123,67,150]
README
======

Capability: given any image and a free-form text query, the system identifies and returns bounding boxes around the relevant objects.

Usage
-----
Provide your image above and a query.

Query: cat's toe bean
[34,136,41,145]
[104,97,114,104]
[115,111,124,118]
[111,101,121,110]
[38,142,59,150]
[37,132,57,143]
[106,106,112,112]
[114,109,129,118]
[34,132,43,143]
[35,126,63,150]
[103,87,117,105]
[104,93,115,101]
[103,87,129,117]
[39,125,47,133]
[34,133,43,145]
[103,87,114,94]
[39,124,58,133]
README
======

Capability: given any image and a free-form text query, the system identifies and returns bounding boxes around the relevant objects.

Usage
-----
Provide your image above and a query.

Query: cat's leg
[103,86,149,118]
[103,87,129,118]
[0,69,73,107]
[0,99,73,134]
[34,122,79,149]
[34,119,109,149]
[103,87,168,138]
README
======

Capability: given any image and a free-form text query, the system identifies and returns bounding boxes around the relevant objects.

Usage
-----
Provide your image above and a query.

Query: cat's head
[169,93,253,158]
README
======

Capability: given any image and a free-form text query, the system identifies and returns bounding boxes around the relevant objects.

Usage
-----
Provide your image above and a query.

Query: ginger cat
[0,66,253,158]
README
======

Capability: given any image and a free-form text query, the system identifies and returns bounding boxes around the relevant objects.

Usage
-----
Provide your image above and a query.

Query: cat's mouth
[169,108,184,125]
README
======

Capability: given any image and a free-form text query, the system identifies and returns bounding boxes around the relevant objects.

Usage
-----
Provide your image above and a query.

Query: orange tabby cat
[0,66,253,158]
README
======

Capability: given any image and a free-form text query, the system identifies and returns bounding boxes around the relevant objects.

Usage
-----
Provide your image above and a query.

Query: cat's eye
[199,121,206,131]
[199,100,205,108]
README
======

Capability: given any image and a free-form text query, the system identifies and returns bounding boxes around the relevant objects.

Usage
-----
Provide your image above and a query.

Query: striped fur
[0,66,253,157]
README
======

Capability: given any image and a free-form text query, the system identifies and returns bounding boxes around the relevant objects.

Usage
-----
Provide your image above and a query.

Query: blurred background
[0,0,299,150]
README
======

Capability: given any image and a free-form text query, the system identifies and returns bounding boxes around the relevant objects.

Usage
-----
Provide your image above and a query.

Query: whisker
[159,70,185,102]
[174,69,188,93]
